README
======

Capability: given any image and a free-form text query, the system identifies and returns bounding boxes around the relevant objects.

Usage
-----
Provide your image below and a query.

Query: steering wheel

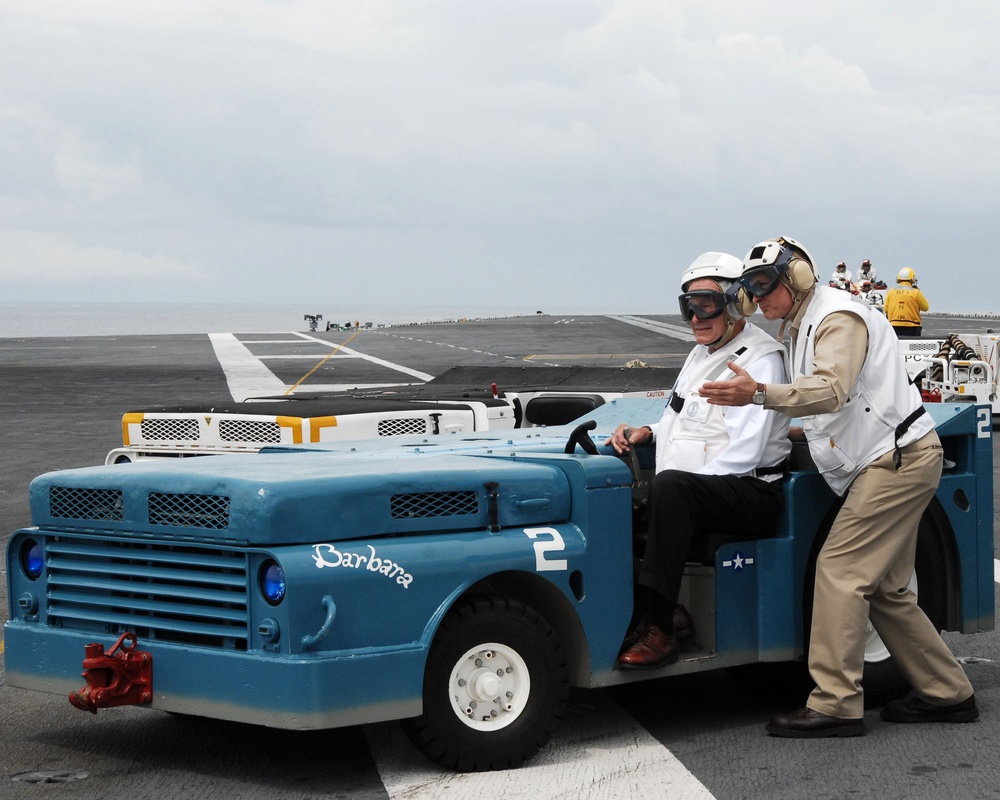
[564,420,599,455]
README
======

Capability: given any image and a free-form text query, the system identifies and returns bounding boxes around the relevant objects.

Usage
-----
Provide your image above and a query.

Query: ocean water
[0,302,626,339]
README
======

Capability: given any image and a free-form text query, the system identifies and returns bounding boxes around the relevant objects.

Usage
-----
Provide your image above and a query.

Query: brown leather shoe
[617,625,679,670]
[881,693,978,723]
[619,619,646,654]
[673,605,695,640]
[765,707,866,738]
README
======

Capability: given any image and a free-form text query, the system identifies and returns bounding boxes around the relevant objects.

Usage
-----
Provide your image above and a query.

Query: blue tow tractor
[4,398,994,771]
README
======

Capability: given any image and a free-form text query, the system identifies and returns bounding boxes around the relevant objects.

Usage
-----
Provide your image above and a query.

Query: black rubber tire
[401,595,569,771]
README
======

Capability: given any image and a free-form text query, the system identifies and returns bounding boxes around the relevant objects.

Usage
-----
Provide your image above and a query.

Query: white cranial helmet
[678,252,749,348]
[679,251,744,293]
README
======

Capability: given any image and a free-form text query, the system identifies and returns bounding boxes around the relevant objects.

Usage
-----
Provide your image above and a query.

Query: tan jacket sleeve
[764,311,868,416]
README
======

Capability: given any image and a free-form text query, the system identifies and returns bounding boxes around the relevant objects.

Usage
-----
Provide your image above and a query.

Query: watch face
[752,390,766,405]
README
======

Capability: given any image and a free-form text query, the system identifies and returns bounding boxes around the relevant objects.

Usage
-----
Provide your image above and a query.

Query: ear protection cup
[732,285,758,317]
[786,256,818,293]
[770,236,818,293]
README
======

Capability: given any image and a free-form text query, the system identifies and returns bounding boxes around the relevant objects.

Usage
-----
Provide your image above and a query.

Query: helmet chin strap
[707,315,741,351]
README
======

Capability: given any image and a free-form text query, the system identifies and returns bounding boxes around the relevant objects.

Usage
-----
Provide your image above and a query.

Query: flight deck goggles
[738,246,795,298]
[678,289,729,321]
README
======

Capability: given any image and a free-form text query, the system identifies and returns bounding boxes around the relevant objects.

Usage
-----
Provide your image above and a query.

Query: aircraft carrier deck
[2,311,999,800]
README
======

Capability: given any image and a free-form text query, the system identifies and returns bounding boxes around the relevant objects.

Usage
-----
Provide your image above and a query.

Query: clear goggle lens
[739,267,784,298]
[678,290,727,321]
[740,245,795,298]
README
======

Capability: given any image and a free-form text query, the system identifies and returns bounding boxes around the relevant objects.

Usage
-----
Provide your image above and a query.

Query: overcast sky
[2,1,997,313]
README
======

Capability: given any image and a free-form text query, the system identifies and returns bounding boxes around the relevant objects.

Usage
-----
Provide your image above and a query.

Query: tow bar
[68,632,153,713]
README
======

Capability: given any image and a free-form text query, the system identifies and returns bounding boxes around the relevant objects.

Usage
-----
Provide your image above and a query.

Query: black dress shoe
[617,625,679,670]
[881,693,978,723]
[673,605,695,640]
[765,707,866,738]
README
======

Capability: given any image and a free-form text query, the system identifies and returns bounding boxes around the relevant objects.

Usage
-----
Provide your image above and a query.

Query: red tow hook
[68,632,153,714]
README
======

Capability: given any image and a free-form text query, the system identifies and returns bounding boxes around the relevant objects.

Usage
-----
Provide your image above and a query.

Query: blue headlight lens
[260,560,286,605]
[22,539,44,580]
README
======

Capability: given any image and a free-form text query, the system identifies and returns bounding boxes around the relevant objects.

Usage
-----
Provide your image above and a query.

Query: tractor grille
[391,490,479,519]
[149,493,230,530]
[141,417,199,441]
[44,538,249,650]
[378,418,427,437]
[50,487,124,522]
[219,419,281,443]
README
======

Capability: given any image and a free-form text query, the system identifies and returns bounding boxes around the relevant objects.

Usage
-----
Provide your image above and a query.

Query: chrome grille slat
[47,605,246,640]
[48,574,246,603]
[47,541,241,571]
[48,590,247,622]
[45,537,249,650]
[46,557,246,587]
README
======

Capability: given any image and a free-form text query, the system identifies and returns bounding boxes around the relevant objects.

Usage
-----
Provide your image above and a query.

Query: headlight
[260,560,286,605]
[21,539,44,580]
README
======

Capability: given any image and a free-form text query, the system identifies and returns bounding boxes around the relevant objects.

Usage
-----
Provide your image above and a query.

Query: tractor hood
[26,450,617,546]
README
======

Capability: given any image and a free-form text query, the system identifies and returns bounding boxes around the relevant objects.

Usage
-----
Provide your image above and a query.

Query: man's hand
[698,362,758,407]
[605,423,651,453]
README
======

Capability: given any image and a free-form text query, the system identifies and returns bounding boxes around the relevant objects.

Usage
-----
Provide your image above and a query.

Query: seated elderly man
[606,252,790,669]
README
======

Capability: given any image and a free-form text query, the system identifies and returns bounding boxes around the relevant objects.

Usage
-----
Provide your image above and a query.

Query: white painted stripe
[609,315,696,342]
[367,691,715,799]
[208,332,286,402]
[258,354,367,359]
[994,558,1000,584]
[297,333,434,381]
[210,332,435,400]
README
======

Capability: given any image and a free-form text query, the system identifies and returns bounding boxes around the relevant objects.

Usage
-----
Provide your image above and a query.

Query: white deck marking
[366,692,715,799]
[608,315,696,342]
[297,333,434,381]
[209,331,434,401]
[208,332,286,401]
[994,558,1000,584]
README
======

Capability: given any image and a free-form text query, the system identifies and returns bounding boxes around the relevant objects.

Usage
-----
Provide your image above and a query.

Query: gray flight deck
[2,312,1000,799]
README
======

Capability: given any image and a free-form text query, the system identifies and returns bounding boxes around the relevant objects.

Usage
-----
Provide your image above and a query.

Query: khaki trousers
[806,430,974,718]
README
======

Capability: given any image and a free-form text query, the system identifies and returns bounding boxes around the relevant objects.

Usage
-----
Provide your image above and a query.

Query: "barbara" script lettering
[311,543,414,588]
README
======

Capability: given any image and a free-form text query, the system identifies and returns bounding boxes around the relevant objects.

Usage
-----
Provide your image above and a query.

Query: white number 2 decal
[977,407,991,439]
[523,527,568,572]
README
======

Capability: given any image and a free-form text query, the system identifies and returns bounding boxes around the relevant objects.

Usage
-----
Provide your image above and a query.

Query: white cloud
[0,0,998,310]
[1,230,207,282]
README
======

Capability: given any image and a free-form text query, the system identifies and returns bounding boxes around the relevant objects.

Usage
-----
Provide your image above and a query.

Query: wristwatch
[751,383,766,405]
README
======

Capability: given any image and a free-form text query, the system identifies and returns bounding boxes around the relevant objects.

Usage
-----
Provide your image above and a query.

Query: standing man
[698,236,976,737]
[606,252,790,669]
[885,267,929,336]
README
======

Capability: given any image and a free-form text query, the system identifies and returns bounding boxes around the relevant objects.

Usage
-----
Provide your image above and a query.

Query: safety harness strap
[893,406,928,469]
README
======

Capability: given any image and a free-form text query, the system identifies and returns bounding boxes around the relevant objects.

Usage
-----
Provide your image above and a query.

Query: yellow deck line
[285,331,361,396]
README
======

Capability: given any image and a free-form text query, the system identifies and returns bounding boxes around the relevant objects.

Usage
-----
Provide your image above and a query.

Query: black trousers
[893,325,922,337]
[638,469,784,617]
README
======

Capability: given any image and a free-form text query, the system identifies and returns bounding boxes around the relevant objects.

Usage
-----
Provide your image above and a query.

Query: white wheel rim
[448,641,530,731]
[864,570,918,664]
